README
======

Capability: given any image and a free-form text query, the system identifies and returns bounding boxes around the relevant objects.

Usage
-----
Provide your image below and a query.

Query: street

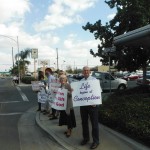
[0,78,63,150]
[0,77,138,150]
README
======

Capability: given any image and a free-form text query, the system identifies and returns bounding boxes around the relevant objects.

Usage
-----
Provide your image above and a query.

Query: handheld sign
[71,80,102,107]
[47,79,61,106]
[52,88,67,110]
[37,87,48,103]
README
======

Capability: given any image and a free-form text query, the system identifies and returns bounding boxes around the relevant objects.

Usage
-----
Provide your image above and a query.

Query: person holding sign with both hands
[59,74,76,137]
[80,66,102,149]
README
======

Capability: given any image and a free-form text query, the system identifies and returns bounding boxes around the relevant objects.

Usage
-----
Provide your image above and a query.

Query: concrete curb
[36,111,150,150]
[35,112,77,150]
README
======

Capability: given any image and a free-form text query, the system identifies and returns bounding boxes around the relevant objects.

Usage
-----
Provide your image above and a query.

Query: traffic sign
[38,59,50,66]
[31,49,38,59]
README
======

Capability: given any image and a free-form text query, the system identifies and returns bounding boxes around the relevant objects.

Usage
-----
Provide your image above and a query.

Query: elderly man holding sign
[71,66,102,149]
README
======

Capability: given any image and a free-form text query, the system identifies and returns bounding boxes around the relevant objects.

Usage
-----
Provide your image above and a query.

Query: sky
[0,0,116,72]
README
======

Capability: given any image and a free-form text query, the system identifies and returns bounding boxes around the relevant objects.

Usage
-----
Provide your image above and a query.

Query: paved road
[0,78,63,150]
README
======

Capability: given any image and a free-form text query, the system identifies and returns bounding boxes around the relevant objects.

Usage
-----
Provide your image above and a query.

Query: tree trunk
[142,63,147,85]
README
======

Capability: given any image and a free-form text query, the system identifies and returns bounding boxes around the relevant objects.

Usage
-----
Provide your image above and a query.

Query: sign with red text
[52,88,67,110]
[49,79,61,93]
[71,80,102,107]
[47,79,60,106]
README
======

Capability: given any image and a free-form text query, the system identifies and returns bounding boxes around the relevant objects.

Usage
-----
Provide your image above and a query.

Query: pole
[56,48,59,70]
[34,58,36,79]
[17,36,20,84]
[43,64,45,78]
[74,61,75,71]
[12,47,14,68]
[109,54,111,93]
[0,34,20,83]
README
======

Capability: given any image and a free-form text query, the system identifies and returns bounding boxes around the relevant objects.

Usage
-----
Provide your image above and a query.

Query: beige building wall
[98,65,109,72]
[98,65,117,72]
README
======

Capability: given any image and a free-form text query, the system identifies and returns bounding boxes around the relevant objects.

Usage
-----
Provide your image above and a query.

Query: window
[92,72,102,79]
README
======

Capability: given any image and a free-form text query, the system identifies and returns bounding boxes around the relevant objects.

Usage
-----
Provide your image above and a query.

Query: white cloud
[63,0,97,12]
[107,13,116,20]
[0,0,30,23]
[34,0,98,32]
[57,35,101,69]
[0,0,103,72]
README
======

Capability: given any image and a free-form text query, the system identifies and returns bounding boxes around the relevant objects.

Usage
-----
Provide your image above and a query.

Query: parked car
[72,74,84,80]
[136,74,150,85]
[122,73,139,81]
[68,71,127,91]
[91,71,127,91]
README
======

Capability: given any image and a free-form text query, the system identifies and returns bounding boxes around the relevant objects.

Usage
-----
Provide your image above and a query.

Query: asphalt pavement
[35,93,150,150]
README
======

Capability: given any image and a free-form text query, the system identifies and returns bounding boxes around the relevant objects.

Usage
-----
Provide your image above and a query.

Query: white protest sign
[51,88,67,110]
[49,80,61,99]
[71,80,102,107]
[37,87,48,103]
[47,89,55,106]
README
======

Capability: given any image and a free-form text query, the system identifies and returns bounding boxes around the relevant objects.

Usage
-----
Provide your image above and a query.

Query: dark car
[67,74,83,84]
[72,74,84,80]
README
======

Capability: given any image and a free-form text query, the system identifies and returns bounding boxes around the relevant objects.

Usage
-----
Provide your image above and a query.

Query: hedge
[21,76,36,84]
[99,86,150,147]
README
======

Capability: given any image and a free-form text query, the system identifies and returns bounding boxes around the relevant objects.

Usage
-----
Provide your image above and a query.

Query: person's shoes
[80,139,89,145]
[90,143,99,149]
[66,129,71,137]
[49,116,58,120]
[43,112,49,115]
[36,109,41,111]
[48,113,53,117]
[41,110,46,113]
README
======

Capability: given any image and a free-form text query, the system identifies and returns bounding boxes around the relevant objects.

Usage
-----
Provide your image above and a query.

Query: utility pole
[12,47,14,68]
[74,61,75,71]
[56,48,59,70]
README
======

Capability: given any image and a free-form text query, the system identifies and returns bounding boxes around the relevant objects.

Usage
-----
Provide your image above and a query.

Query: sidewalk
[35,106,150,150]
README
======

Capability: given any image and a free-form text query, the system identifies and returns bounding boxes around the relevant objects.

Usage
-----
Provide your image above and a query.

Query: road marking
[0,112,23,116]
[0,101,22,104]
[16,86,29,101]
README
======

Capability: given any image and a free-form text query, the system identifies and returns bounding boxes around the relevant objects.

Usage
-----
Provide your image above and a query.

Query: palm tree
[15,48,31,77]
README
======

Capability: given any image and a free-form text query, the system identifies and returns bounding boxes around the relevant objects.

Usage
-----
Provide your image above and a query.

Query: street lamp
[0,34,20,84]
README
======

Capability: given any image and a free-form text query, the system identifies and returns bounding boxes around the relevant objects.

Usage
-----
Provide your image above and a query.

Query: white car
[92,71,127,91]
[68,71,127,91]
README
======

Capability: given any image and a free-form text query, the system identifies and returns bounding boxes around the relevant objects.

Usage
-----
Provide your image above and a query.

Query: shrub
[99,86,150,147]
[21,76,36,84]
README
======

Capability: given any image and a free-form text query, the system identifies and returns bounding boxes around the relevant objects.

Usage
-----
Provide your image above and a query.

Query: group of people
[36,66,100,149]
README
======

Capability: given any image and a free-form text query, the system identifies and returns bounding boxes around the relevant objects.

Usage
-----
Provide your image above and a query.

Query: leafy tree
[15,48,31,77]
[66,65,73,74]
[9,65,18,75]
[83,0,150,83]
